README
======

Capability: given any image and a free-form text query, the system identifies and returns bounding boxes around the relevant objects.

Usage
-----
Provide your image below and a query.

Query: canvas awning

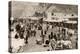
[27,17,40,20]
[44,19,63,22]
[64,21,77,24]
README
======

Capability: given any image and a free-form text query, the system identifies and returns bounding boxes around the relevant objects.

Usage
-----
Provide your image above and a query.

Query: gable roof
[46,4,78,14]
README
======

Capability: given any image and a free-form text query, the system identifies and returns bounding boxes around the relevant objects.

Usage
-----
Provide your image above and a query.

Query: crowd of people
[9,18,78,53]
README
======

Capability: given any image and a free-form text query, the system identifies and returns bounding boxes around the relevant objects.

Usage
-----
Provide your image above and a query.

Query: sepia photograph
[8,1,78,53]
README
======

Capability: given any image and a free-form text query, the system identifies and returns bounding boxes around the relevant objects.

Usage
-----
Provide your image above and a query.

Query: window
[52,13,54,16]
[71,14,74,16]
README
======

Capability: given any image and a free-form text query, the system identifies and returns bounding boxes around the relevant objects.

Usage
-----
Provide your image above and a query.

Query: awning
[64,21,77,24]
[44,19,63,22]
[27,17,39,20]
